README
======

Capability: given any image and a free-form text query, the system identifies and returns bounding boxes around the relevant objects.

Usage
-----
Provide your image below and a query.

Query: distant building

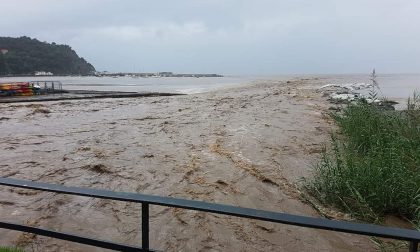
[34,71,53,76]
[0,49,8,55]
[158,72,173,77]
[94,71,110,76]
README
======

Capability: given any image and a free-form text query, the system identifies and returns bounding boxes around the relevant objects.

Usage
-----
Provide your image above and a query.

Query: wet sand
[0,78,377,251]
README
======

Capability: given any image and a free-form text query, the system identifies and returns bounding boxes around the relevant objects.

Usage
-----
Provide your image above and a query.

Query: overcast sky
[1,0,420,74]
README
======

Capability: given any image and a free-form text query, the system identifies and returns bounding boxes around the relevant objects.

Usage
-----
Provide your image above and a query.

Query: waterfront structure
[34,71,54,76]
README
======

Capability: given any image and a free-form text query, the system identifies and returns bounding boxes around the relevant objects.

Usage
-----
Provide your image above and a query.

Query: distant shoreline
[0,72,223,78]
[1,74,418,100]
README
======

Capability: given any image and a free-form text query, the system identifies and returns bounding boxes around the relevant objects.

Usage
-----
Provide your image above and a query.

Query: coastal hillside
[0,36,95,76]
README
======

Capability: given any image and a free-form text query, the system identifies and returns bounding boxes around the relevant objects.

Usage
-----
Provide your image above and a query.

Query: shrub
[0,247,24,252]
[308,93,420,226]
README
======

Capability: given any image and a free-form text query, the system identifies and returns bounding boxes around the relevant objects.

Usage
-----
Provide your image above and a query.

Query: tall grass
[308,93,420,226]
[0,247,24,252]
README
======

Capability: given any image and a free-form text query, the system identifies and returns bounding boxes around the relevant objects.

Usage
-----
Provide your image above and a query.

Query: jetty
[0,81,183,103]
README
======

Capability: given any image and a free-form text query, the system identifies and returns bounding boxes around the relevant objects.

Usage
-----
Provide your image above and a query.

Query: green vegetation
[307,93,420,226]
[0,247,24,252]
[0,36,95,76]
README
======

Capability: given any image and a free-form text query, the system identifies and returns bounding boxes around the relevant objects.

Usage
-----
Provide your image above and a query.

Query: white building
[34,71,54,76]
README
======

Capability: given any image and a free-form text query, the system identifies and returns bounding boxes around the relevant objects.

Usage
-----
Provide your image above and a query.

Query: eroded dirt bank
[0,79,376,251]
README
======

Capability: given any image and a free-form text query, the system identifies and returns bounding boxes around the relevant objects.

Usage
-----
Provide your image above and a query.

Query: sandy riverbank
[0,78,377,251]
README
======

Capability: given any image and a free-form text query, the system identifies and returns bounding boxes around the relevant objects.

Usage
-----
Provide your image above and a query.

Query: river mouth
[0,78,377,251]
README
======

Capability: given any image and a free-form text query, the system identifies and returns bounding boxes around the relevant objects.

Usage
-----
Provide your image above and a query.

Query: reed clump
[308,92,420,226]
[0,247,24,252]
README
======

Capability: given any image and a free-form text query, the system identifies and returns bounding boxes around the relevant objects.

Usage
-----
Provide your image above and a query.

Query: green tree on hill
[0,52,9,75]
[0,36,95,76]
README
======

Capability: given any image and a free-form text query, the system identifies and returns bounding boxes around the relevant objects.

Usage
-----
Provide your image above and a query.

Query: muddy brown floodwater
[0,79,377,251]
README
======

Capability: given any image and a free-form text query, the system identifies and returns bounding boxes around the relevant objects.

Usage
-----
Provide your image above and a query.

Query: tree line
[0,36,95,76]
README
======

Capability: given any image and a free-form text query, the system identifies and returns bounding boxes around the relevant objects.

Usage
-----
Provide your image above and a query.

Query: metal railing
[0,177,419,251]
[29,81,63,93]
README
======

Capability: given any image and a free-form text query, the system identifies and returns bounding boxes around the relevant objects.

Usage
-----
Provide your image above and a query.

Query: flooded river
[0,76,415,251]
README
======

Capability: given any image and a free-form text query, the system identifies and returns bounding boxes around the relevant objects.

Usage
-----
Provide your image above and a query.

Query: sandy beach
[0,78,378,251]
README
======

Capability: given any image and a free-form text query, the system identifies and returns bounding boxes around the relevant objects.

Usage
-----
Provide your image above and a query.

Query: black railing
[0,177,419,251]
[29,81,63,94]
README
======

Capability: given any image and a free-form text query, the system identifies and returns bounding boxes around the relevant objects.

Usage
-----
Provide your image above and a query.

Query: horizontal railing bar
[1,177,419,243]
[0,221,153,252]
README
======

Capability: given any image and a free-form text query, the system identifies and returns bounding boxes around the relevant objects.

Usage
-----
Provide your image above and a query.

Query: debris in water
[31,108,51,114]
[82,163,112,173]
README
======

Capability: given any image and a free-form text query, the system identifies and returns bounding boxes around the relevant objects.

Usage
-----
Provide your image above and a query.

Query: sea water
[1,74,419,100]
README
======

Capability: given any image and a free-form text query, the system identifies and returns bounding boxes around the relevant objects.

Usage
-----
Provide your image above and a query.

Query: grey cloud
[1,0,419,74]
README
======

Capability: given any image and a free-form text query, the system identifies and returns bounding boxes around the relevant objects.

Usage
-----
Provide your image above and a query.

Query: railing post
[410,241,418,252]
[142,203,149,250]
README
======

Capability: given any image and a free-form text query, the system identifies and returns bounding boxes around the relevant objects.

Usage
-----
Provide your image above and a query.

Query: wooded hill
[0,36,95,76]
